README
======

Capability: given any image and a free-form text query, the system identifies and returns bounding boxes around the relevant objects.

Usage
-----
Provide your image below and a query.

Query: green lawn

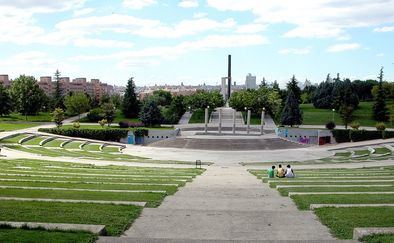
[242,112,261,125]
[189,109,212,124]
[278,186,394,196]
[61,124,173,130]
[79,110,140,124]
[300,101,394,127]
[0,226,96,243]
[360,233,394,243]
[291,194,394,210]
[0,112,54,122]
[0,201,142,236]
[314,207,394,239]
[0,123,40,131]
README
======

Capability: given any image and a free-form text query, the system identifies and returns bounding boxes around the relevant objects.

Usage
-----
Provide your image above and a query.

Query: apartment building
[0,74,10,87]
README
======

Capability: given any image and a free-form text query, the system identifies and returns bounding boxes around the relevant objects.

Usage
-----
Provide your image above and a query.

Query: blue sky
[0,0,393,87]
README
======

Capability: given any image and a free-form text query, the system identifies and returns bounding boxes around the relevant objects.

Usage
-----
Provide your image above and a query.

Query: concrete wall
[121,129,180,145]
[275,127,333,145]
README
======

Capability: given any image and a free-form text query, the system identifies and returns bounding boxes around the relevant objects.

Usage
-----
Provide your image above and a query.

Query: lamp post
[261,107,265,135]
[332,109,335,122]
[204,106,210,134]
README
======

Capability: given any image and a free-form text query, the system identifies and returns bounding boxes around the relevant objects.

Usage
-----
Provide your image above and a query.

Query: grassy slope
[0,123,40,131]
[300,101,394,127]
[0,112,53,122]
[360,233,394,243]
[189,109,212,124]
[314,207,394,239]
[0,227,96,243]
[0,201,142,236]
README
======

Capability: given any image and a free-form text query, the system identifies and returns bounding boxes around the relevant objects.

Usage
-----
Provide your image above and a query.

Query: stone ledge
[353,227,394,240]
[310,203,394,210]
[0,221,106,235]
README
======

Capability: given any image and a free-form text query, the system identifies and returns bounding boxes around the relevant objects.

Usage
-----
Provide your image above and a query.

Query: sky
[0,0,393,88]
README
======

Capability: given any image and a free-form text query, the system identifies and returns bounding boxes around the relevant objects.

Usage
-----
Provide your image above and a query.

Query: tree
[272,80,280,90]
[101,102,116,126]
[64,92,90,119]
[286,75,302,103]
[52,69,64,109]
[111,94,123,109]
[162,95,186,124]
[280,90,303,126]
[0,83,13,116]
[373,67,389,121]
[260,77,267,88]
[52,108,65,127]
[122,77,140,118]
[10,75,46,119]
[139,100,163,127]
[150,90,173,106]
[313,74,334,109]
[339,105,354,129]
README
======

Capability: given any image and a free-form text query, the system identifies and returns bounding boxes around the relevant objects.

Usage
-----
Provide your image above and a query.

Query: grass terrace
[0,158,204,239]
[249,166,394,240]
[0,123,40,132]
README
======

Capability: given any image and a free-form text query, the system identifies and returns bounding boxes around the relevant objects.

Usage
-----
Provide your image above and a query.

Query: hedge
[39,128,128,142]
[332,129,394,143]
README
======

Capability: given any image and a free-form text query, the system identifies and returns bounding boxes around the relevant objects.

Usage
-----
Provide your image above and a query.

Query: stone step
[97,237,358,243]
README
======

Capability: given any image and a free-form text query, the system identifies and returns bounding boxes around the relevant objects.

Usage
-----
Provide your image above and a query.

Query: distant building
[245,73,257,89]
[0,74,10,87]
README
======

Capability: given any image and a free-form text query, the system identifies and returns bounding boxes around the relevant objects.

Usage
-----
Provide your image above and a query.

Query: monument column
[204,106,209,134]
[232,109,236,134]
[260,108,265,135]
[247,110,251,134]
[218,109,222,134]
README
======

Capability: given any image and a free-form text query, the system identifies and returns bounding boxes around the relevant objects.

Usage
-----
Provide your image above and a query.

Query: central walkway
[100,166,337,242]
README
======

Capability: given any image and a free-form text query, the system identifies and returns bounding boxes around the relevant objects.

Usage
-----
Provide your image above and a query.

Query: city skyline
[0,0,393,87]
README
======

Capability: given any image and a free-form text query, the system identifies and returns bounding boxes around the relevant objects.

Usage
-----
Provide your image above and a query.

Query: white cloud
[0,0,85,13]
[236,23,266,34]
[71,34,268,64]
[73,8,95,17]
[55,14,237,39]
[279,47,311,55]
[376,53,384,57]
[123,0,156,9]
[374,26,394,32]
[179,0,199,8]
[207,0,394,39]
[193,12,208,18]
[327,43,361,52]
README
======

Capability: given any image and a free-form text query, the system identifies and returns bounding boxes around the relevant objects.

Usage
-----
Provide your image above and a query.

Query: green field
[0,112,54,122]
[0,123,40,131]
[189,109,212,124]
[0,158,203,239]
[360,233,394,243]
[301,101,394,127]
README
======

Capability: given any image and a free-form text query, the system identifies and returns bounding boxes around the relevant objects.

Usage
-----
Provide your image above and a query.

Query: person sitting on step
[276,164,285,178]
[285,164,295,178]
[267,165,275,178]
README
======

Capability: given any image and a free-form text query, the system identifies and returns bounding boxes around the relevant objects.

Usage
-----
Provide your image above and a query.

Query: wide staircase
[210,108,244,126]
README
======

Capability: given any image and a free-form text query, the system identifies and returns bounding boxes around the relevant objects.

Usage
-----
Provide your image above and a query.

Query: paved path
[178,112,191,125]
[120,166,335,241]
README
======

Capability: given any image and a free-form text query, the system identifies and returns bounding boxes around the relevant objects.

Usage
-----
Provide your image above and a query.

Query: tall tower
[227,55,231,99]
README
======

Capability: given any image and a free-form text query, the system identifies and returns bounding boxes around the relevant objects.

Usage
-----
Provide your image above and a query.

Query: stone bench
[353,227,394,240]
[0,221,107,235]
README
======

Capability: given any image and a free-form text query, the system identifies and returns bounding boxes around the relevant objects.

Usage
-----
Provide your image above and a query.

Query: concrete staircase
[210,108,244,126]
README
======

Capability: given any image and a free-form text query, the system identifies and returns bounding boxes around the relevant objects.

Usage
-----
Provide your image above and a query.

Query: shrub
[325,121,336,130]
[87,108,104,122]
[133,128,148,137]
[38,128,128,142]
[375,122,386,131]
[129,122,144,128]
[332,129,351,143]
[351,130,382,142]
[98,119,107,128]
[119,121,129,128]
[73,122,80,129]
[350,122,360,130]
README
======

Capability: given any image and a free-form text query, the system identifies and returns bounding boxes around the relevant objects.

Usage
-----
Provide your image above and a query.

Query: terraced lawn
[360,233,394,243]
[0,158,204,237]
[0,123,39,131]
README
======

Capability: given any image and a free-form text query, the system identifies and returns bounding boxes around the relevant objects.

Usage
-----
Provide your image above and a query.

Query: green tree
[139,100,163,127]
[64,92,90,119]
[101,102,116,126]
[52,69,64,109]
[150,90,173,106]
[313,74,334,109]
[286,75,301,103]
[373,67,389,121]
[52,108,65,127]
[162,95,186,124]
[111,94,123,109]
[339,105,355,129]
[0,83,13,116]
[280,89,303,126]
[10,75,46,119]
[122,77,140,118]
